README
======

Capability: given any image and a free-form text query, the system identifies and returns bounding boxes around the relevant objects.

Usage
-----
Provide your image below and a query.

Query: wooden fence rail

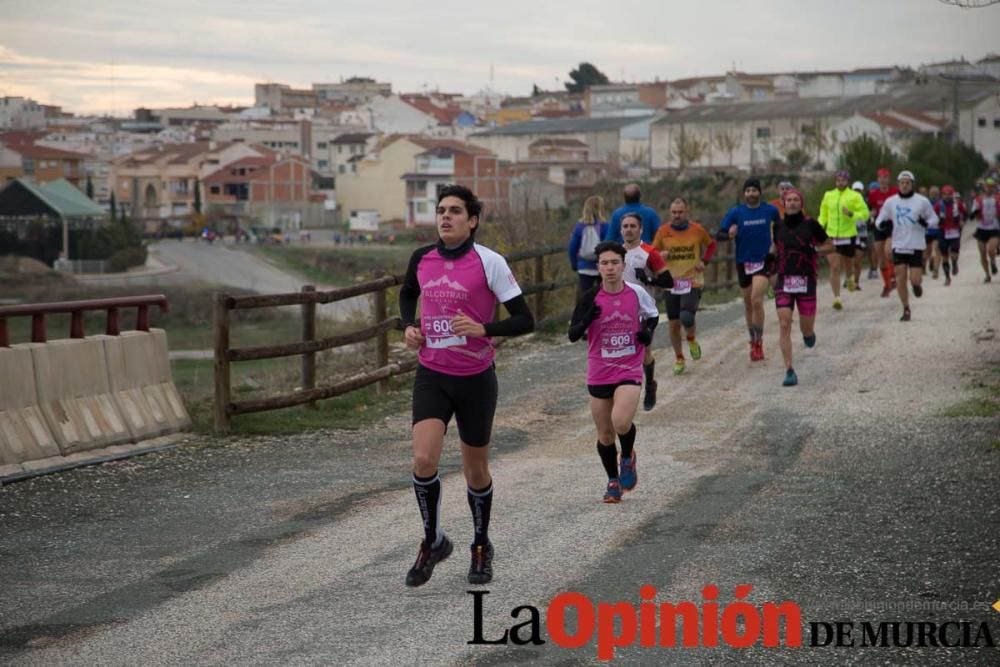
[212,239,737,433]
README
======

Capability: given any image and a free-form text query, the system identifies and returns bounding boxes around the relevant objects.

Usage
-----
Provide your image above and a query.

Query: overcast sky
[1,0,998,116]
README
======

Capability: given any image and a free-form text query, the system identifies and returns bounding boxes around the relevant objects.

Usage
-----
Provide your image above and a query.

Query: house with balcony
[0,131,88,187]
[401,141,505,226]
[110,141,268,222]
[202,153,323,228]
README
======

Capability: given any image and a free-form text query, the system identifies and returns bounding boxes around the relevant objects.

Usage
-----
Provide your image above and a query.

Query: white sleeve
[475,243,522,303]
[922,197,939,228]
[627,282,659,320]
[875,197,892,226]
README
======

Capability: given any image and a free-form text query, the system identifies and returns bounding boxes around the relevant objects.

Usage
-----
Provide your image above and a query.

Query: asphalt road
[1,252,998,666]
[81,239,369,320]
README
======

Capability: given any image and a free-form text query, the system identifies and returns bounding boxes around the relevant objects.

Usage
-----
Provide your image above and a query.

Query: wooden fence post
[374,273,389,394]
[533,255,545,321]
[301,285,317,409]
[214,293,232,434]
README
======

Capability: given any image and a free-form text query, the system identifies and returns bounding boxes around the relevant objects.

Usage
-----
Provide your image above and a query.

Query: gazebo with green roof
[0,178,106,262]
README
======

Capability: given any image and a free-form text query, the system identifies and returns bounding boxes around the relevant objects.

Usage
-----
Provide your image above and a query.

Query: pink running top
[585,282,659,385]
[415,242,522,376]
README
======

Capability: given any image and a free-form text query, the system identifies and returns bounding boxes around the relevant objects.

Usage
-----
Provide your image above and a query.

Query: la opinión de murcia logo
[467,586,998,661]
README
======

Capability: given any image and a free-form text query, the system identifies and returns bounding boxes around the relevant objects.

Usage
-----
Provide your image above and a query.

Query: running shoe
[767,285,775,300]
[783,369,798,387]
[603,479,622,503]
[932,270,939,280]
[868,268,878,280]
[750,339,764,362]
[832,298,843,311]
[900,307,911,322]
[619,453,638,491]
[468,541,494,585]
[854,282,862,291]
[880,286,892,298]
[945,277,951,287]
[803,333,816,348]
[748,341,757,362]
[643,380,657,411]
[687,338,702,360]
[846,277,856,292]
[673,357,686,375]
[913,284,923,298]
[985,275,992,283]
[405,535,454,587]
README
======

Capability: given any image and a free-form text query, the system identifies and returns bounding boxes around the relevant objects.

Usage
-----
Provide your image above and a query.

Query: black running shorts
[873,227,891,242]
[973,228,999,243]
[412,363,498,447]
[892,250,924,268]
[587,380,641,400]
[833,238,856,258]
[664,287,703,320]
[736,262,771,289]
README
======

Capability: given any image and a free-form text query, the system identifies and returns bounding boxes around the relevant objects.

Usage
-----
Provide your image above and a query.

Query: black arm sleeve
[642,315,659,335]
[399,246,431,328]
[568,286,599,342]
[483,295,534,337]
[650,270,673,288]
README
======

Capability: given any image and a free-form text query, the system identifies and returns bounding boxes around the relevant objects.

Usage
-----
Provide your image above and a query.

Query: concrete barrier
[102,329,191,439]
[31,338,131,455]
[0,344,61,479]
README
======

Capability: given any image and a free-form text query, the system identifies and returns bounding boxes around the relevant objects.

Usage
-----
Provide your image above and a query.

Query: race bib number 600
[424,315,467,349]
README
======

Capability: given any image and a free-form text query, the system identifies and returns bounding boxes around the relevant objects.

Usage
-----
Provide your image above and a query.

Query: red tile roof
[400,94,464,125]
[861,113,916,130]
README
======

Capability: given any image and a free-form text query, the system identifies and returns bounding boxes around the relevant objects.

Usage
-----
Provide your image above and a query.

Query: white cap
[898,170,915,182]
[852,181,864,191]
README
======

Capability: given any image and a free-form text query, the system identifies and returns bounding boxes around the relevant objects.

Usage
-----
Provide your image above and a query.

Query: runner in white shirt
[620,213,673,410]
[874,170,939,321]
[970,177,1000,283]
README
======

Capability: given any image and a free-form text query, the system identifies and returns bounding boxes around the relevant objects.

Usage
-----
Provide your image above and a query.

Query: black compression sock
[943,261,951,279]
[413,472,442,547]
[467,481,493,546]
[597,442,619,479]
[644,361,655,385]
[618,423,637,459]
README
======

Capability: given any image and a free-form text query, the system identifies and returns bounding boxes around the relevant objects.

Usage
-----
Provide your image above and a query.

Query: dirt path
[2,249,998,665]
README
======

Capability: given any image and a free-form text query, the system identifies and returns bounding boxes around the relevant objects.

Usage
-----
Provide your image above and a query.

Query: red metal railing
[0,295,169,347]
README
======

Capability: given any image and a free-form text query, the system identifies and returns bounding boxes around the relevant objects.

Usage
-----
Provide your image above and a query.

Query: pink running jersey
[586,282,659,385]
[416,243,522,376]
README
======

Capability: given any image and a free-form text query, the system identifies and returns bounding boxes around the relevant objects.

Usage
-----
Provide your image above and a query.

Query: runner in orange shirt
[652,198,717,375]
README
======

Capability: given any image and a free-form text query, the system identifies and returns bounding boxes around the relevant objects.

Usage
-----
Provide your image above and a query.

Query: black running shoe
[913,284,923,298]
[405,535,453,587]
[643,380,657,411]
[900,307,911,322]
[468,541,494,585]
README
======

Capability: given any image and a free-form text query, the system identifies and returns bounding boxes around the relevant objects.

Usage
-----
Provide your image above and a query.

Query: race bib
[783,275,807,294]
[671,278,693,295]
[600,331,635,359]
[895,248,914,255]
[833,238,852,246]
[944,228,961,240]
[423,315,467,349]
[744,261,764,275]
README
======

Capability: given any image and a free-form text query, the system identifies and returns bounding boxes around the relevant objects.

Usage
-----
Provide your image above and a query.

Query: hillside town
[2,55,999,264]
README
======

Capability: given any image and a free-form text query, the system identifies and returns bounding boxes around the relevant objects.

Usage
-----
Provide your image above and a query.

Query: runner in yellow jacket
[818,170,870,310]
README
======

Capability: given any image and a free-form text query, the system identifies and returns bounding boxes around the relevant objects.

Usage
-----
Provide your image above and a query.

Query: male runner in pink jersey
[399,185,534,587]
[569,241,659,503]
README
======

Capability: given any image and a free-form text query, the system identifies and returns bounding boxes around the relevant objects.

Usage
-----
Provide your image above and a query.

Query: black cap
[744,177,762,192]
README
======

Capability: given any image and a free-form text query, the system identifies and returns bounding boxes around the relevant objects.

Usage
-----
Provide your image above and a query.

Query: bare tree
[937,0,999,7]
[670,125,709,171]
[712,126,744,167]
